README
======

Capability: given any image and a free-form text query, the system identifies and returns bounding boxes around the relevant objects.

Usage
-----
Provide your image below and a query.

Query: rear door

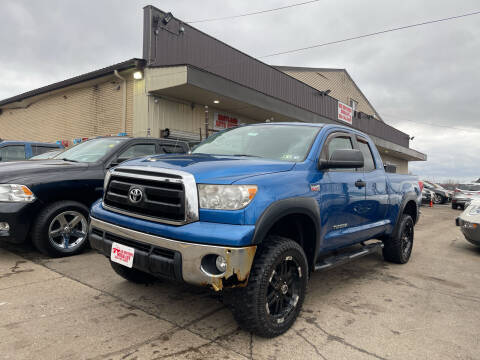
[317,132,366,249]
[354,135,389,238]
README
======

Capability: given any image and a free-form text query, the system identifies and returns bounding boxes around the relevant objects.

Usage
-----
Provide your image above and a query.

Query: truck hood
[0,160,87,183]
[121,154,295,183]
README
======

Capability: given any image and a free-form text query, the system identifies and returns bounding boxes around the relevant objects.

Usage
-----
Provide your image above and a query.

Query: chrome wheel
[433,194,442,204]
[48,211,87,251]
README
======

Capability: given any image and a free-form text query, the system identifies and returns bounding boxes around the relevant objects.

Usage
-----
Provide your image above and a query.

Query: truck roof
[0,140,62,147]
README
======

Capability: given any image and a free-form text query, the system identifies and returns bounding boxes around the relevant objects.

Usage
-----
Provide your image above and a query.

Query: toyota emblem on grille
[128,187,143,203]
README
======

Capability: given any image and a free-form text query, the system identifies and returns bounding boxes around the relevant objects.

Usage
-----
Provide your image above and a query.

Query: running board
[314,242,384,272]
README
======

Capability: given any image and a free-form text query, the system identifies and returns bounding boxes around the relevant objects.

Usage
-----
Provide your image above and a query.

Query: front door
[315,132,366,250]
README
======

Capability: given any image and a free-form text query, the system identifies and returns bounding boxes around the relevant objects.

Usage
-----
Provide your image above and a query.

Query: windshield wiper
[232,154,260,157]
[62,158,80,163]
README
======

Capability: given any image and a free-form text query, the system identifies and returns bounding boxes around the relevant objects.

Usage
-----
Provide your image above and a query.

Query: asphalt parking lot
[1,205,479,360]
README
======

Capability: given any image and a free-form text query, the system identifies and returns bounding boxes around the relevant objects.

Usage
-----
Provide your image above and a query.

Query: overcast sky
[1,0,479,181]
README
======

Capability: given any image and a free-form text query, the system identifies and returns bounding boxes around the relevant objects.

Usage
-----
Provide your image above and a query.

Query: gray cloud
[1,0,479,180]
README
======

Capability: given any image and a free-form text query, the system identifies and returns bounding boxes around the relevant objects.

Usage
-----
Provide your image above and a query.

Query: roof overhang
[0,58,145,109]
[146,65,426,162]
[146,65,336,124]
[372,135,427,161]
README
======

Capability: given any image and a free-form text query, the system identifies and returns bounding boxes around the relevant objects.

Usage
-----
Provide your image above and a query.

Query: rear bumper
[89,217,257,291]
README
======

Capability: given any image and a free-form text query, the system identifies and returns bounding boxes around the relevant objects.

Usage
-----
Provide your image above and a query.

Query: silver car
[452,183,480,210]
[456,199,480,246]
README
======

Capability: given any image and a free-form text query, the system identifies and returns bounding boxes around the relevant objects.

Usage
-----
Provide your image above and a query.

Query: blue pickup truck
[89,123,421,337]
[0,140,63,162]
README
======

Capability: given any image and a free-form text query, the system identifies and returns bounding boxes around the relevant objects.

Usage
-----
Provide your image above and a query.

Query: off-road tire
[383,214,414,264]
[226,236,308,338]
[31,201,89,257]
[110,261,157,284]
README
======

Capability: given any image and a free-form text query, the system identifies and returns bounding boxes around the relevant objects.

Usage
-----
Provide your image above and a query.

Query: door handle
[355,180,366,188]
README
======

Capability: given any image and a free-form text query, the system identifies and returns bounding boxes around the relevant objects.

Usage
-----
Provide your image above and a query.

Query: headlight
[463,221,478,229]
[198,184,257,210]
[0,184,36,202]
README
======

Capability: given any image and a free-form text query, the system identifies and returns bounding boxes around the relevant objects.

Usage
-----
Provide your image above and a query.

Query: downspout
[113,70,127,134]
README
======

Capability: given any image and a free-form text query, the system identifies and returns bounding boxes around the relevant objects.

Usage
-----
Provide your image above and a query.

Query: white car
[456,199,480,246]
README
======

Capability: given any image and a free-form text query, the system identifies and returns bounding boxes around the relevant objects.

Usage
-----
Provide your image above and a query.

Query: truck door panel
[315,133,366,250]
[355,136,389,238]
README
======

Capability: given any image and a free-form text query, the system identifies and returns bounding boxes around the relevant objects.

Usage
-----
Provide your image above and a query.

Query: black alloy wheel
[226,236,308,338]
[400,218,414,260]
[266,256,302,322]
[383,214,414,264]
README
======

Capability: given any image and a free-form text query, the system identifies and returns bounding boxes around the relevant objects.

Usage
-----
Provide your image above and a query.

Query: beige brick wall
[280,69,378,118]
[147,97,257,138]
[0,75,134,143]
[380,153,408,174]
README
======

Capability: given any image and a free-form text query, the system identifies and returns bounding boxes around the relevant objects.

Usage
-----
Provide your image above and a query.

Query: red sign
[214,113,239,130]
[338,102,353,124]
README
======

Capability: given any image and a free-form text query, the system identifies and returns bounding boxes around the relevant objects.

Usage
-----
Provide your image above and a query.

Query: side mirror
[319,149,364,169]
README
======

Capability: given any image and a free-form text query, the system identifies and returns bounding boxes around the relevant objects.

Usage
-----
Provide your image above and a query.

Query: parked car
[0,136,189,257]
[422,188,435,204]
[89,123,421,337]
[0,140,63,162]
[452,183,480,210]
[29,149,64,160]
[455,199,480,246]
[422,181,451,204]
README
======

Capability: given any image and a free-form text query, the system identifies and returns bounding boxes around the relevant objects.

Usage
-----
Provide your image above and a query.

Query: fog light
[0,222,9,231]
[215,255,227,272]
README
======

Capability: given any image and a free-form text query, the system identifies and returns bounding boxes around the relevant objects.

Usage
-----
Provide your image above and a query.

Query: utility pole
[204,105,209,139]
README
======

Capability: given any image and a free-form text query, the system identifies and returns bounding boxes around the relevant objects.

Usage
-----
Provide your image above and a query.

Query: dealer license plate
[111,242,135,268]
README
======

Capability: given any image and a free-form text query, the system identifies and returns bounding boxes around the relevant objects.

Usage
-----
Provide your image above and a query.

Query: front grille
[104,171,186,223]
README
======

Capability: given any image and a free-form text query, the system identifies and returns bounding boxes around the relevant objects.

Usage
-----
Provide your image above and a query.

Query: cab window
[324,135,354,171]
[327,136,353,157]
[160,144,187,154]
[117,144,157,162]
[356,137,376,172]
[0,145,26,162]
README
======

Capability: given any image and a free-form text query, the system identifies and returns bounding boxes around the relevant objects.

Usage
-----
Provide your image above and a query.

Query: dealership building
[0,5,426,173]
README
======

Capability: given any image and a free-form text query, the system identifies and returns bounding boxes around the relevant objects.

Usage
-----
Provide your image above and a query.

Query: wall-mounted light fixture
[133,71,143,80]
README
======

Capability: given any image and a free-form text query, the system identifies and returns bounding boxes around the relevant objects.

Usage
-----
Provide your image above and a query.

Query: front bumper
[0,202,37,243]
[456,217,480,246]
[89,217,257,291]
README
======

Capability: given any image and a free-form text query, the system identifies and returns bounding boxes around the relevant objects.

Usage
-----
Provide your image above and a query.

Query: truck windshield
[192,125,320,162]
[53,138,127,163]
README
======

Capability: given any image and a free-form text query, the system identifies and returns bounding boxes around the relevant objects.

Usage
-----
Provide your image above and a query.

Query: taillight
[418,181,424,191]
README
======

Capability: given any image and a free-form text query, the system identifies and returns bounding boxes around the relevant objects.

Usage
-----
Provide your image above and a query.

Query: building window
[350,99,358,112]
